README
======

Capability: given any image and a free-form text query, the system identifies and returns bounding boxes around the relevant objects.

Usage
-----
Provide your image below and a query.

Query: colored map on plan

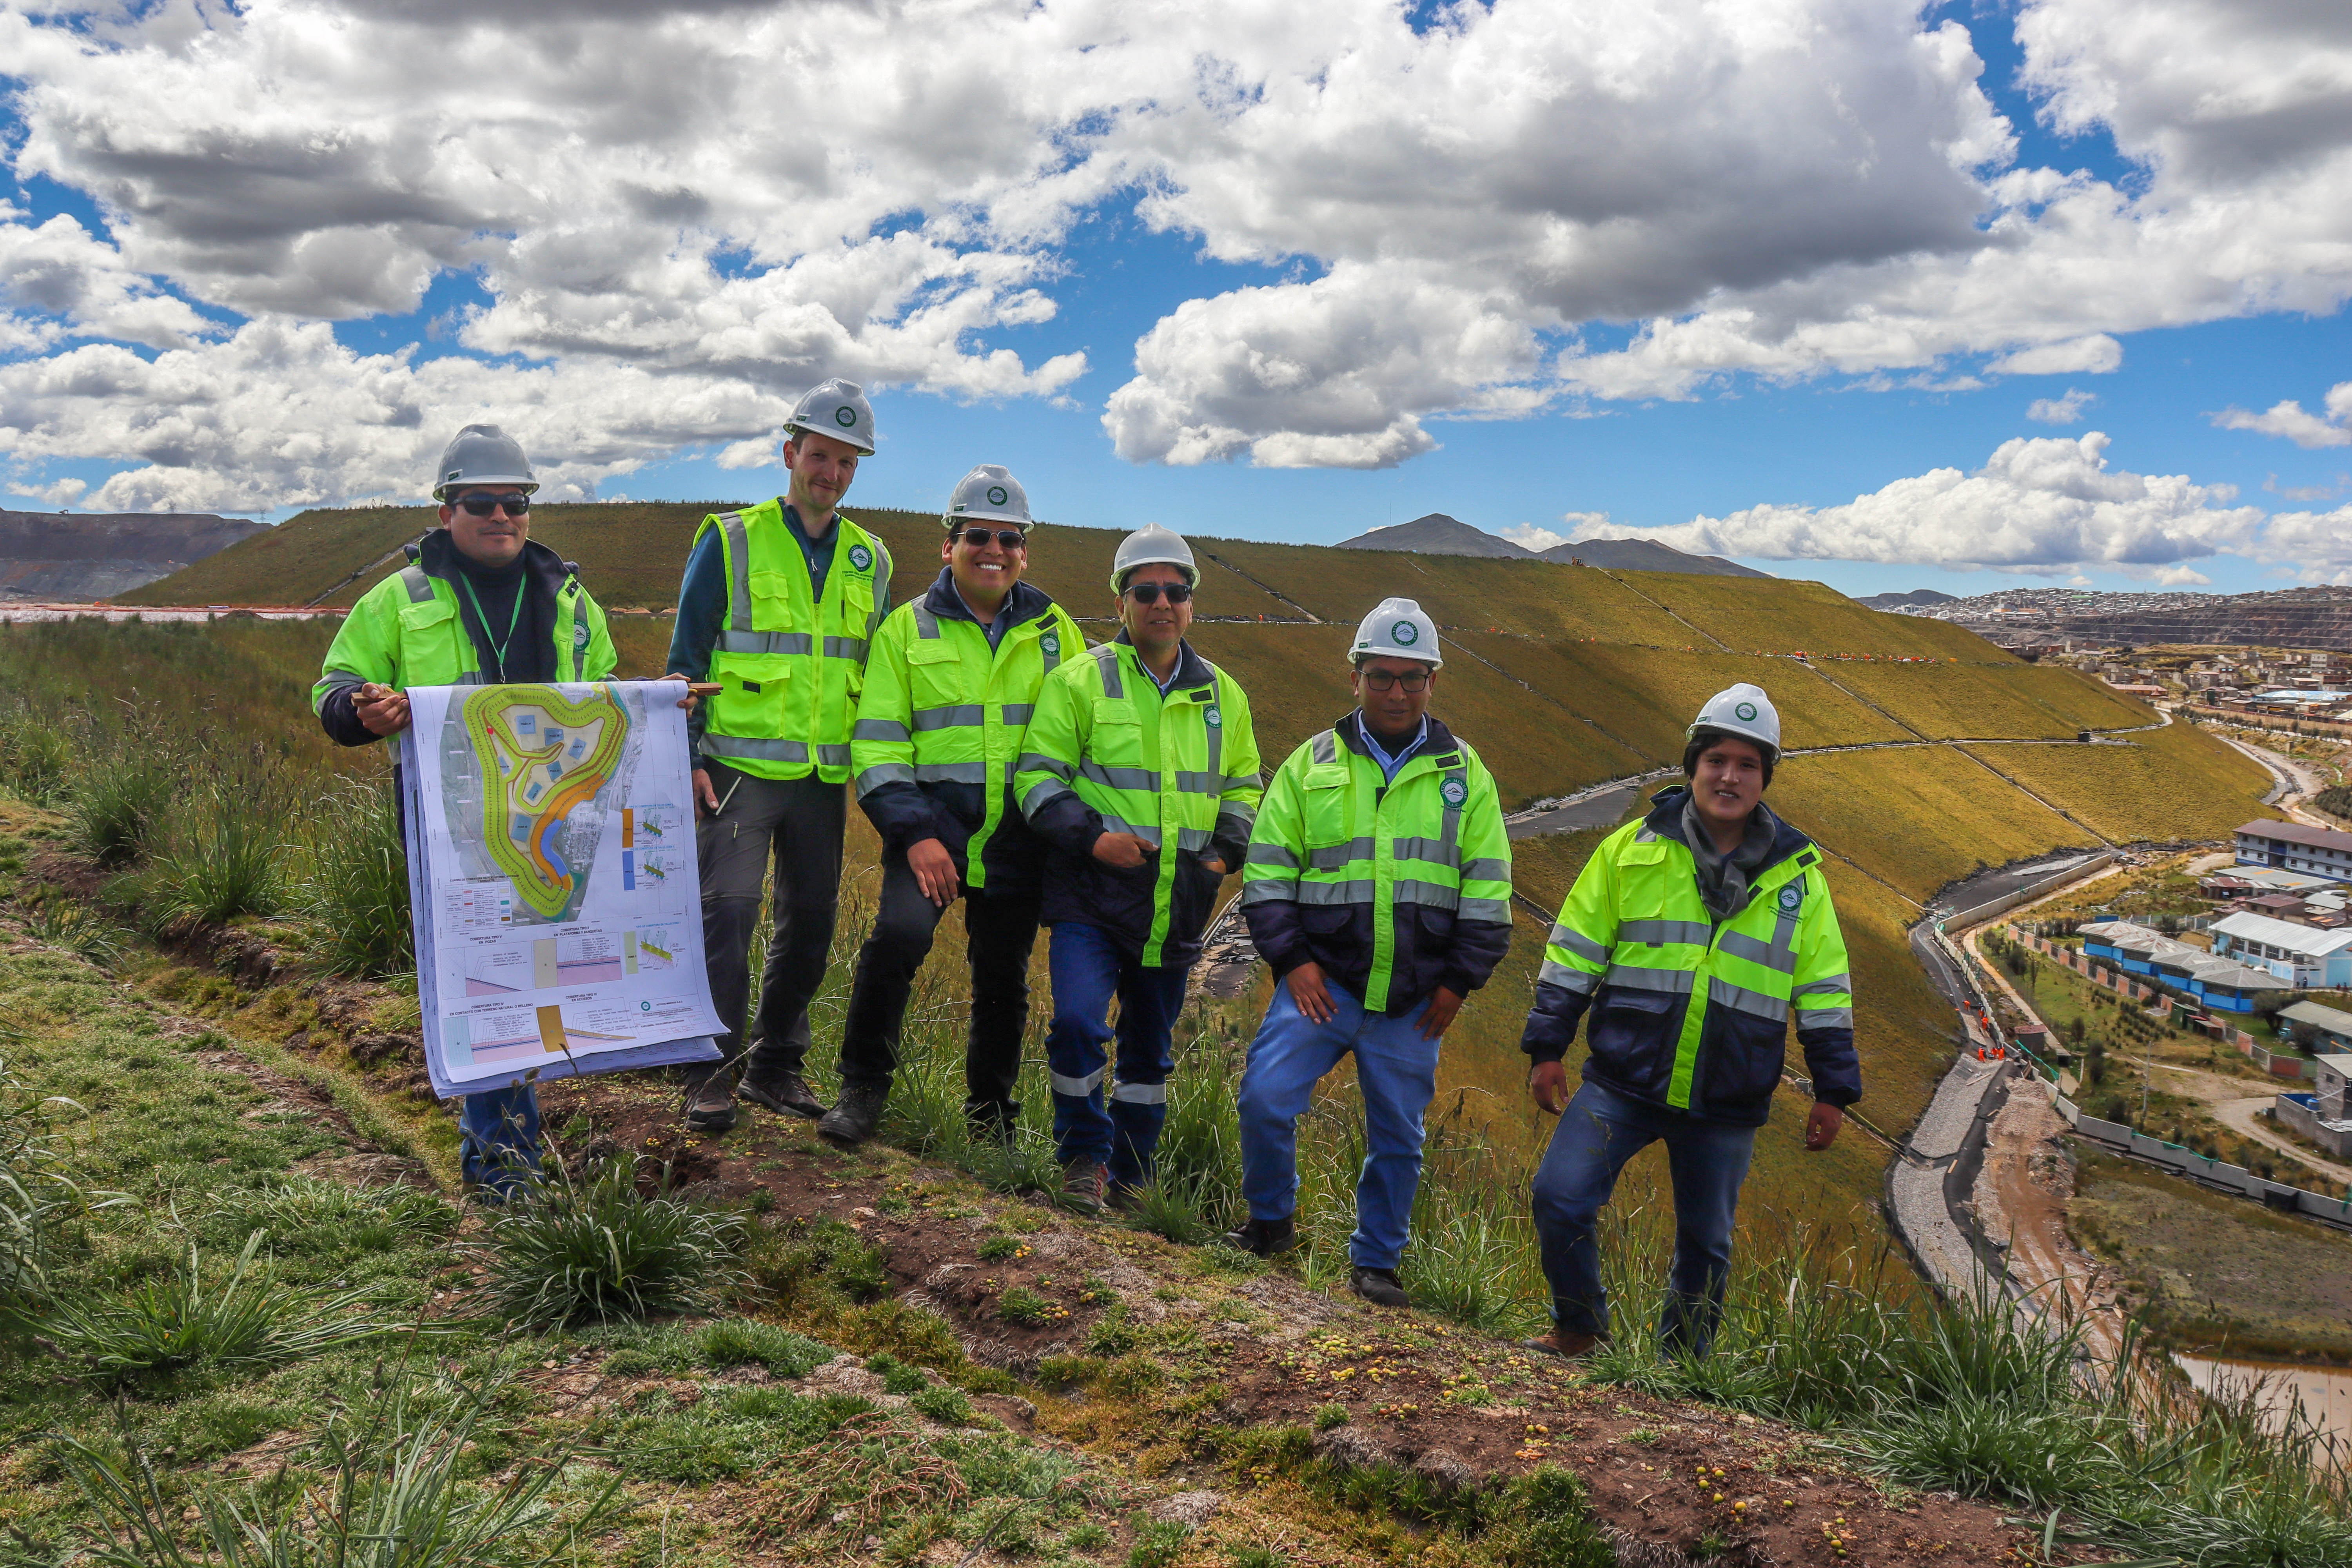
[457,684,630,922]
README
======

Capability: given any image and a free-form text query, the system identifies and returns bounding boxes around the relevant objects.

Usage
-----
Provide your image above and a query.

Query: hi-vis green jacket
[1016,635,1263,965]
[692,498,893,783]
[311,532,615,726]
[1240,712,1513,1015]
[851,571,1086,893]
[1519,786,1860,1127]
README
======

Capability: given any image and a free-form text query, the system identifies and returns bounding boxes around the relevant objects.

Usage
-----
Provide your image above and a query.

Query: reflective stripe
[1240,880,1296,906]
[1795,974,1852,997]
[1176,826,1215,851]
[823,635,867,660]
[1082,762,1158,791]
[1218,803,1257,833]
[717,629,814,655]
[1016,751,1074,780]
[399,564,435,603]
[1293,879,1376,906]
[1392,835,1459,866]
[1720,931,1796,971]
[1461,857,1510,883]
[1246,842,1301,869]
[816,743,849,768]
[1051,1069,1104,1098]
[1459,897,1511,924]
[1392,879,1461,911]
[1797,1007,1854,1030]
[915,761,988,784]
[867,546,891,637]
[1223,772,1260,791]
[1624,919,1713,947]
[1001,703,1035,726]
[913,603,940,639]
[1093,644,1124,699]
[702,735,810,764]
[853,718,910,742]
[1020,778,1074,815]
[718,509,754,632]
[1549,924,1608,964]
[1099,816,1164,846]
[1311,839,1375,870]
[856,764,916,794]
[1539,959,1599,994]
[1708,976,1789,1022]
[1111,1082,1167,1105]
[913,704,985,731]
[1309,730,1338,765]
[1174,769,1218,792]
[1605,964,1697,996]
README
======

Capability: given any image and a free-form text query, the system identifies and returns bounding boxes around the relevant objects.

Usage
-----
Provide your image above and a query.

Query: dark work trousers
[839,850,1044,1131]
[688,761,843,1092]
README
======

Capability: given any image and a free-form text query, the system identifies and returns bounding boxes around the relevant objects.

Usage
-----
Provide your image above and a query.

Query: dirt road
[1975,1074,2127,1356]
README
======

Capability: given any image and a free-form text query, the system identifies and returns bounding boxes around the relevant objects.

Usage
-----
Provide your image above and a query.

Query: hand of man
[694,768,720,817]
[1199,855,1227,877]
[1417,986,1465,1041]
[1092,831,1154,869]
[659,670,698,712]
[1804,1101,1843,1152]
[355,682,411,737]
[1529,1060,1570,1116]
[907,838,961,907]
[1286,960,1336,1024]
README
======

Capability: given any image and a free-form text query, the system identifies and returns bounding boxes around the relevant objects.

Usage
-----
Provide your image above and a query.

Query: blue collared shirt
[1358,715,1429,782]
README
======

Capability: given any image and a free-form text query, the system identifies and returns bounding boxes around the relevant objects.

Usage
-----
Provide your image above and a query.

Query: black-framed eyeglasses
[955,526,1027,550]
[1360,668,1430,693]
[1125,581,1193,605]
[454,492,531,517]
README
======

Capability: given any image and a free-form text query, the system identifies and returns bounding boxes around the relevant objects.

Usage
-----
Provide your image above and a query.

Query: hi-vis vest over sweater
[851,572,1087,891]
[1520,786,1861,1127]
[311,533,615,721]
[1241,712,1513,1015]
[694,499,893,783]
[1016,635,1263,966]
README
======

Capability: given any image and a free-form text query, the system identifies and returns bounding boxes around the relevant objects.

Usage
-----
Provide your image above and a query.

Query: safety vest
[695,499,893,783]
[1016,639,1263,965]
[851,588,1087,888]
[311,540,615,719]
[1240,723,1512,1012]
[1539,804,1853,1118]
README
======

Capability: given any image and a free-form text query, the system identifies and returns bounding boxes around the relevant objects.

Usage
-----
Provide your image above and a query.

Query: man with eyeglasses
[1225,598,1512,1307]
[312,423,619,1201]
[824,466,1086,1148]
[1015,524,1262,1211]
[668,379,894,1135]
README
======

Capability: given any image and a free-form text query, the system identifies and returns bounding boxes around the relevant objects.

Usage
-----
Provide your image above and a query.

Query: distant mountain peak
[1337,514,1532,558]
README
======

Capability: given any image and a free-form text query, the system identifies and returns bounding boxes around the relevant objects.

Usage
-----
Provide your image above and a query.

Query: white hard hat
[432,425,537,501]
[1690,683,1781,758]
[1351,597,1442,668]
[944,464,1031,529]
[783,378,877,456]
[1110,523,1196,591]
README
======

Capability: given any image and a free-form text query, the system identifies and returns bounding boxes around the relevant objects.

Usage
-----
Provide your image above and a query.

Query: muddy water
[2176,1355,2352,1460]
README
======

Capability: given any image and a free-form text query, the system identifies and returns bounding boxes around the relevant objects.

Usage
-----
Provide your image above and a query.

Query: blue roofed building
[2076,918,2293,1014]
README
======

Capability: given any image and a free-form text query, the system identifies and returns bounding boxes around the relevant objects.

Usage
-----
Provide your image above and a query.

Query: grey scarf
[1683,797,1776,922]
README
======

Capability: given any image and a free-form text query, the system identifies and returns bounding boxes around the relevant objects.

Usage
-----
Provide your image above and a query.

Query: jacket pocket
[1701,1005,1788,1115]
[1167,851,1223,951]
[906,640,967,710]
[1585,985,1678,1101]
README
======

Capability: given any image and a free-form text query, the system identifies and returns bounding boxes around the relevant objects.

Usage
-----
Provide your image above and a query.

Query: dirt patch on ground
[1974,1076,2128,1357]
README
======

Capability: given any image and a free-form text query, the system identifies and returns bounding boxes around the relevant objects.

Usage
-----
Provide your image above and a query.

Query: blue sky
[3,0,2348,599]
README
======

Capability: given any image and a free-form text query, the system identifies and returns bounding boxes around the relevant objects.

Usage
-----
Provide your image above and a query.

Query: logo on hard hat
[1735,701,1758,722]
[1392,620,1419,646]
[1205,707,1223,728]
[1040,633,1060,656]
[1778,884,1802,913]
[834,405,857,428]
[987,485,1009,506]
[1441,776,1468,807]
[848,544,873,572]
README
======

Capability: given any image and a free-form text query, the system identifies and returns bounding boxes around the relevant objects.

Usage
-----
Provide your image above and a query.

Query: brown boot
[1522,1328,1606,1359]
[1060,1159,1109,1215]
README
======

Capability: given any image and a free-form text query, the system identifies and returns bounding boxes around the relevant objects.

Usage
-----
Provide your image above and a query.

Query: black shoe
[817,1082,890,1147]
[1222,1215,1298,1257]
[964,1100,1019,1148]
[682,1083,738,1134]
[739,1070,828,1120]
[1350,1266,1409,1308]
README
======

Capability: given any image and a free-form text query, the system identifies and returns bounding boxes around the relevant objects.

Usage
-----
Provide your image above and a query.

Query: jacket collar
[922,568,1055,629]
[1336,709,1459,764]
[410,529,573,597]
[1644,783,1811,875]
[1111,629,1214,692]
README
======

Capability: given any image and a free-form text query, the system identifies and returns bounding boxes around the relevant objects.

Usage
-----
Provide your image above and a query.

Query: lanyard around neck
[457,573,525,681]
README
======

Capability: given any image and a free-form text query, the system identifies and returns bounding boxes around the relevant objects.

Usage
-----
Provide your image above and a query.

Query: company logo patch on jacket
[1441,775,1468,807]
[1040,633,1060,656]
[1778,882,1803,913]
[573,621,590,649]
[1205,706,1223,728]
[848,543,873,572]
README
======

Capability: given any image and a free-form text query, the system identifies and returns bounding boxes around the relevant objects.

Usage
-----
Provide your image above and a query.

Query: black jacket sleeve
[1025,790,1107,860]
[858,781,963,861]
[1439,917,1512,998]
[319,687,379,748]
[1519,982,1593,1065]
[1243,896,1307,980]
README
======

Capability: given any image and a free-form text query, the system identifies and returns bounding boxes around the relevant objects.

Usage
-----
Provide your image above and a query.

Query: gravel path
[1888,1053,2007,1298]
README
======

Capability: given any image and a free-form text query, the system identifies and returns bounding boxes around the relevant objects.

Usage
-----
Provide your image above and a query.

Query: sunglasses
[1125,581,1194,605]
[955,526,1027,550]
[453,492,531,517]
[1360,668,1430,693]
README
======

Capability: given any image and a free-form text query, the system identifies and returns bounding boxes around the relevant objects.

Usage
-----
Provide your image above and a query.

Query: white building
[2209,910,2352,988]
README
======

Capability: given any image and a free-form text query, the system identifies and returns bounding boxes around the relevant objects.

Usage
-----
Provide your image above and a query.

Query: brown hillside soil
[532,1072,2055,1566]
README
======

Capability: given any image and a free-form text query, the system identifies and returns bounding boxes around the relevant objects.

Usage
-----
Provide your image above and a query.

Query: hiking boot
[739,1069,827,1121]
[817,1082,890,1147]
[1061,1159,1109,1215]
[1350,1266,1410,1308]
[965,1101,1019,1149]
[1522,1328,1607,1360]
[1222,1214,1299,1257]
[682,1082,738,1135]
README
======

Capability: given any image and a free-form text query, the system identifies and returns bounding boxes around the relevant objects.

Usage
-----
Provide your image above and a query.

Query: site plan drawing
[401,680,722,1097]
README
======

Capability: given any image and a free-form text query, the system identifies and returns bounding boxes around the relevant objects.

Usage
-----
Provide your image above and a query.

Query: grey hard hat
[431,425,537,502]
[784,378,878,456]
[1110,523,1197,591]
[944,464,1031,529]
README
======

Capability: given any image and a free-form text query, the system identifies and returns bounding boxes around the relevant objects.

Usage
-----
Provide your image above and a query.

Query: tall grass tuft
[478,1156,747,1327]
[0,1059,122,1350]
[301,774,413,976]
[68,735,181,869]
[131,768,289,931]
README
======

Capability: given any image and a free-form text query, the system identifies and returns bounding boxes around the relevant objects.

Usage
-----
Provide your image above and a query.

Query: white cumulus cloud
[2027,388,2097,424]
[2213,381,2352,448]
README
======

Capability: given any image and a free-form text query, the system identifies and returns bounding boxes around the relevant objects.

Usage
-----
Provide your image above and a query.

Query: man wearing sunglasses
[1225,598,1512,1307]
[311,423,618,1201]
[1015,525,1263,1211]
[826,466,1087,1147]
[667,379,894,1135]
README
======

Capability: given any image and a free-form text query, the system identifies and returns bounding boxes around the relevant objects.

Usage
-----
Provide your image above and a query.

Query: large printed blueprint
[400,680,722,1098]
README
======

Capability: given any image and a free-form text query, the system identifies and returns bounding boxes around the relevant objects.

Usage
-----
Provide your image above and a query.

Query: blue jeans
[459,1083,541,1198]
[1530,1078,1756,1357]
[1045,921,1190,1191]
[1238,981,1439,1271]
